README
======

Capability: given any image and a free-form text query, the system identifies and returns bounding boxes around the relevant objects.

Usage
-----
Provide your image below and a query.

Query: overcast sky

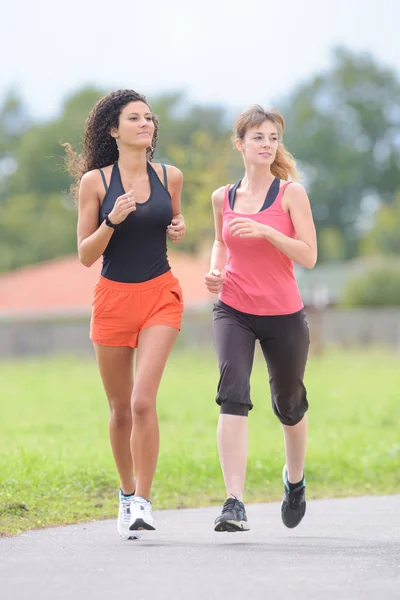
[1,0,398,120]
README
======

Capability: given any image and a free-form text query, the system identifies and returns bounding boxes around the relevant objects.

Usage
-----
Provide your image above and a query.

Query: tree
[282,48,400,261]
[8,88,104,197]
[152,94,241,251]
[0,91,30,158]
[167,131,240,251]
[0,89,238,270]
[361,191,400,256]
[340,262,400,307]
[0,192,77,272]
[0,91,31,200]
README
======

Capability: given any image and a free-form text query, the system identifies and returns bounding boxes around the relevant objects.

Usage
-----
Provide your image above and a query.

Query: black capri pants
[212,300,310,426]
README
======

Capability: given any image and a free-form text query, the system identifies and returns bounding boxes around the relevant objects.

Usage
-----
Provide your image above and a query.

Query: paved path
[1,495,399,600]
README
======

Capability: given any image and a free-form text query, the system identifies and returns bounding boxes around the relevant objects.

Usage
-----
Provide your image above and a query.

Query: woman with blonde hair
[205,105,317,532]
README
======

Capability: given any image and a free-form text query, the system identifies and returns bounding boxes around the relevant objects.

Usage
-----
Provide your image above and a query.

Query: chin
[134,140,151,152]
[256,158,274,166]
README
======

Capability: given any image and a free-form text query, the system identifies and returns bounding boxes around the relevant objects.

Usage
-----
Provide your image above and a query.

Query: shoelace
[133,497,152,517]
[120,497,133,523]
[222,498,239,513]
[287,487,304,509]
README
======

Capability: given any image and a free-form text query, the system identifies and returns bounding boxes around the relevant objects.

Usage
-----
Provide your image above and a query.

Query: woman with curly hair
[64,89,185,540]
[205,105,317,533]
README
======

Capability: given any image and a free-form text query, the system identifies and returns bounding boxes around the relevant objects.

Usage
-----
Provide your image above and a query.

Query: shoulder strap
[281,181,293,193]
[98,168,108,192]
[275,181,293,213]
[260,177,280,211]
[228,180,241,210]
[223,184,231,211]
[161,164,168,191]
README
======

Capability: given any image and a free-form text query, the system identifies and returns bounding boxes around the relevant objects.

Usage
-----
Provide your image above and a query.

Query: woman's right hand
[108,191,137,225]
[205,269,224,294]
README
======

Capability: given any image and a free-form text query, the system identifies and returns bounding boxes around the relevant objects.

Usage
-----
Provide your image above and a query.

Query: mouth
[138,131,151,137]
[259,152,272,158]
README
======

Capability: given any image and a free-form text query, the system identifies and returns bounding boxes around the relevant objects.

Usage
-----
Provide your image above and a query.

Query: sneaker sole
[214,520,250,533]
[129,518,156,531]
[118,521,144,540]
[119,531,143,540]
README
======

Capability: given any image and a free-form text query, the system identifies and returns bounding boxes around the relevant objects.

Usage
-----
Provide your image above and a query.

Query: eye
[146,117,153,122]
[254,136,262,140]
[129,117,138,121]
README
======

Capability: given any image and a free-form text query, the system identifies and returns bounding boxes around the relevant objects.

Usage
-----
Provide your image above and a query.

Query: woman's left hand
[167,216,186,243]
[229,217,269,239]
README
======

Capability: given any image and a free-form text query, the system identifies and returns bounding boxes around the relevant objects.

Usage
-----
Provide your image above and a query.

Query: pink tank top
[219,182,303,316]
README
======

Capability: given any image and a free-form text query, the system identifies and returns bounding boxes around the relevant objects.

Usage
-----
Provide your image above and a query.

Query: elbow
[80,257,94,268]
[304,253,317,270]
[304,262,316,270]
[78,250,95,269]
[78,240,95,268]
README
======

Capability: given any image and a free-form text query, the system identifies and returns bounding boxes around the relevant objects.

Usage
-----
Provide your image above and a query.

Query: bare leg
[282,415,308,483]
[94,343,136,495]
[217,414,248,501]
[132,325,179,500]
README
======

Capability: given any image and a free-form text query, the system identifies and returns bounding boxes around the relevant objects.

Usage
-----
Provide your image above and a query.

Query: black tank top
[99,162,173,283]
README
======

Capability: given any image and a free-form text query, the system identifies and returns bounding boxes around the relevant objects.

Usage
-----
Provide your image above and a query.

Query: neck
[241,163,274,194]
[118,148,148,177]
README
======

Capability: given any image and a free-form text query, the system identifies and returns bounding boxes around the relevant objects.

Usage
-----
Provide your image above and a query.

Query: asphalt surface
[1,495,399,600]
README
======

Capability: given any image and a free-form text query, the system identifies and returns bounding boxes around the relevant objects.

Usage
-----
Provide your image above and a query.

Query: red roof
[0,252,213,318]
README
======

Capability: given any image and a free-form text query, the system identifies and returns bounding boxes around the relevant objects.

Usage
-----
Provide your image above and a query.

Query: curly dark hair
[63,89,159,201]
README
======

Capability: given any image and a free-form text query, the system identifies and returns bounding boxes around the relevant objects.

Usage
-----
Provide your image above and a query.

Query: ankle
[134,494,151,503]
[228,493,243,502]
[120,488,135,498]
[120,478,136,497]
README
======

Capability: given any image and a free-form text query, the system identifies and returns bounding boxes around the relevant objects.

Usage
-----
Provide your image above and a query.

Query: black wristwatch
[105,214,119,230]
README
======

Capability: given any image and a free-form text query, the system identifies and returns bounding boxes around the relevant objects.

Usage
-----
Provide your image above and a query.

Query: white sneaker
[118,491,143,540]
[129,496,156,531]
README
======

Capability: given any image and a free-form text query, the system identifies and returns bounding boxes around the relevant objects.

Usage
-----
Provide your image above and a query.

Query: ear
[110,126,118,140]
[235,138,244,153]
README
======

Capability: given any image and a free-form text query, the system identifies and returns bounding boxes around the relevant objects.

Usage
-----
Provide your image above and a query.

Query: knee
[131,390,155,418]
[109,402,131,429]
[272,381,308,426]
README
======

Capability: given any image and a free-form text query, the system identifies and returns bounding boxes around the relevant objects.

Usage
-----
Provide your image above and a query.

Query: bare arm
[266,183,317,269]
[209,187,227,272]
[77,172,112,267]
[205,187,227,293]
[164,166,185,244]
[77,170,136,267]
[168,165,183,218]
[229,183,317,269]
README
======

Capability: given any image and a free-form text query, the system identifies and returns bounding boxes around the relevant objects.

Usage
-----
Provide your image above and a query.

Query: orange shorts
[90,270,184,348]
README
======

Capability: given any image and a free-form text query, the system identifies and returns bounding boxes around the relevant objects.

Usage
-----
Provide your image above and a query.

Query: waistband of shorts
[97,269,176,292]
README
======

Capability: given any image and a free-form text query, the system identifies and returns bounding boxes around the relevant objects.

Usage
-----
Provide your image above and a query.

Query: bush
[340,264,400,307]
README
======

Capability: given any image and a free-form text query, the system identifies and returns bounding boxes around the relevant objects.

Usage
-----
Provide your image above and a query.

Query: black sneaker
[281,465,306,528]
[214,497,250,532]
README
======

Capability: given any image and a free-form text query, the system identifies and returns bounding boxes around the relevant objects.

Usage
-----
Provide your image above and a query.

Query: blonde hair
[233,105,300,181]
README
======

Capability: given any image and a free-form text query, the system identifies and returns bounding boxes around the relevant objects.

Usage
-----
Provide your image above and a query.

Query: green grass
[1,348,399,535]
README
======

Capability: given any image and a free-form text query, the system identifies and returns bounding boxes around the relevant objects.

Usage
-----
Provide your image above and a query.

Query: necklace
[118,162,134,191]
[118,162,152,204]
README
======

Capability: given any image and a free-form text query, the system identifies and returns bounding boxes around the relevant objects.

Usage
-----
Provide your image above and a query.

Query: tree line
[0,47,399,273]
